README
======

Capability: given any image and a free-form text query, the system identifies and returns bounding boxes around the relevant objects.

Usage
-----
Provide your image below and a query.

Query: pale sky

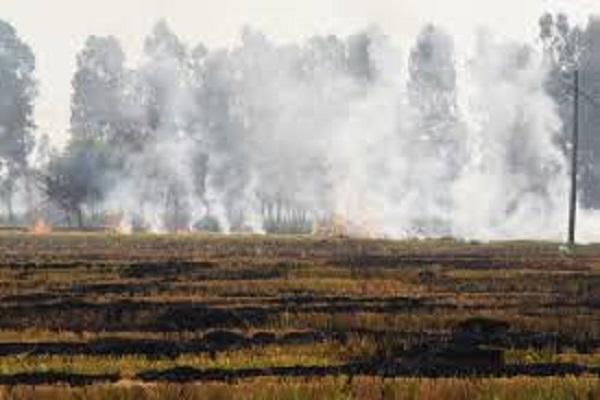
[2,0,599,145]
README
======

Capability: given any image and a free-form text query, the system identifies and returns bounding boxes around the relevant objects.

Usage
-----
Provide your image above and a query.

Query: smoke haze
[3,0,595,145]
[77,25,570,239]
[3,0,600,240]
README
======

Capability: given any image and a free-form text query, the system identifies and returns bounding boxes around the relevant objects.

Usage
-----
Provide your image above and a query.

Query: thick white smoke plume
[94,23,578,240]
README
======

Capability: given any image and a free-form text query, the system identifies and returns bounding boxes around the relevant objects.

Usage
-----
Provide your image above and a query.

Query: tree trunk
[24,172,34,225]
[6,191,14,224]
[76,207,84,229]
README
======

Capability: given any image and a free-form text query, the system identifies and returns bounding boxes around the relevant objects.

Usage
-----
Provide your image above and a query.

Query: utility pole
[568,69,580,247]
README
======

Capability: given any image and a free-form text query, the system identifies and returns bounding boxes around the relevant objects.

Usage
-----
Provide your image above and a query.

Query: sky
[2,0,599,146]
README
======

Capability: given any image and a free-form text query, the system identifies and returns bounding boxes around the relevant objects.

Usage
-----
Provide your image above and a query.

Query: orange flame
[30,218,51,235]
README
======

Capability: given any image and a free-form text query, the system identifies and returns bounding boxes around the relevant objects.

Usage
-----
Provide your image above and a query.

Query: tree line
[1,14,600,232]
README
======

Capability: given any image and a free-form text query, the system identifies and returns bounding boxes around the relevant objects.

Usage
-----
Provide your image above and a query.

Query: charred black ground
[0,233,599,391]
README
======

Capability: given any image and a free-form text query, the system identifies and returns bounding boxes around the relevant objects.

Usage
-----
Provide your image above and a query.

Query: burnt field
[0,233,600,399]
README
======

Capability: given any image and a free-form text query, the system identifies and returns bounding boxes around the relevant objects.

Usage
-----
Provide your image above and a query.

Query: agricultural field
[0,233,599,399]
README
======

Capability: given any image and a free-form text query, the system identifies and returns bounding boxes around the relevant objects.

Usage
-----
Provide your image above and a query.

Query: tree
[408,25,457,128]
[138,20,198,231]
[540,13,582,71]
[539,13,600,209]
[42,139,110,227]
[346,31,374,82]
[0,20,37,222]
[142,20,189,133]
[65,35,151,224]
[539,13,582,151]
[578,17,600,208]
[71,36,127,143]
[71,35,150,150]
[405,25,462,233]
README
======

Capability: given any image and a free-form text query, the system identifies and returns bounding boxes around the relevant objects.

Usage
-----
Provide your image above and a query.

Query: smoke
[87,22,583,240]
[451,32,567,239]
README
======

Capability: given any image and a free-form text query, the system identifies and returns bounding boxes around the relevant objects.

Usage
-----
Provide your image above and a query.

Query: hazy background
[2,0,597,145]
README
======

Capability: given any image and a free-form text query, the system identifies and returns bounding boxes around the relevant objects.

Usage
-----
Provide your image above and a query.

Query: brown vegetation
[0,234,598,398]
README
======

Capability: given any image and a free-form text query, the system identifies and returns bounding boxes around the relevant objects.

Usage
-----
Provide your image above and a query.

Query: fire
[105,212,132,235]
[313,213,382,239]
[30,218,51,235]
[115,219,133,235]
[313,215,350,237]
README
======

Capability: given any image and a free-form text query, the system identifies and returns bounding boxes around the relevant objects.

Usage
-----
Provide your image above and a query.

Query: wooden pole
[568,69,580,246]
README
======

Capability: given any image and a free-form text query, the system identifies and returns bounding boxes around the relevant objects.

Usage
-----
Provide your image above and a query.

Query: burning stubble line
[45,23,598,241]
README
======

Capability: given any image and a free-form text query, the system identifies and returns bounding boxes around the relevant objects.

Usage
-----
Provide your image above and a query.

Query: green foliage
[0,19,37,221]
